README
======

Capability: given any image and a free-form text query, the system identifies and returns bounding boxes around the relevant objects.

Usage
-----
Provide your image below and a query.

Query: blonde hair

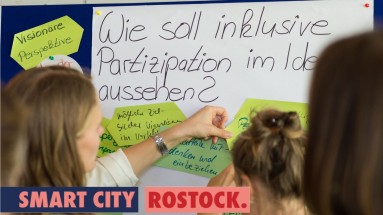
[6,66,97,186]
[1,90,28,186]
[231,109,306,199]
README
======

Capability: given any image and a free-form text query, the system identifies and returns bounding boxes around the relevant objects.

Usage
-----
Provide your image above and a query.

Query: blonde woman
[6,66,232,187]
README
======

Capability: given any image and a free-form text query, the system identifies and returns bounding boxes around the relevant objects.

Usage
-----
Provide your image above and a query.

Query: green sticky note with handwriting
[97,118,129,157]
[11,15,83,69]
[155,138,232,178]
[108,102,186,146]
[226,98,308,149]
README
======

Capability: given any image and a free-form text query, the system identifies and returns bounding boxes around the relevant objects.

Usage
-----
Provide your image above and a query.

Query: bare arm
[122,105,233,177]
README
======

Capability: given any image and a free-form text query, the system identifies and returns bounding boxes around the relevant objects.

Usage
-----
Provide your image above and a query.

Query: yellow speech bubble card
[11,16,83,69]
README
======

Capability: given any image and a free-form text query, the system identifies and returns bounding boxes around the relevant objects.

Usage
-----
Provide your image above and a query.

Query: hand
[179,105,232,144]
[208,164,236,187]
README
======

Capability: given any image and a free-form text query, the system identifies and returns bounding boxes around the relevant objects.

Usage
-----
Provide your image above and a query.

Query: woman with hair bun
[205,109,308,215]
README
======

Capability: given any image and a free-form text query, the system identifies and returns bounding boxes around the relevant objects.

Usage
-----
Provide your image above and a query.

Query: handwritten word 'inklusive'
[214,7,330,39]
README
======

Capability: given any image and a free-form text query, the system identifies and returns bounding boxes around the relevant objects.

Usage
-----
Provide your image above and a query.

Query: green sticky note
[98,118,129,157]
[225,116,250,150]
[108,102,186,146]
[155,138,232,178]
[226,98,308,149]
[11,15,83,69]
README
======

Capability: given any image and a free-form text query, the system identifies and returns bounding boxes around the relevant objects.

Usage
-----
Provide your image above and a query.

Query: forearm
[121,105,231,177]
[122,123,188,177]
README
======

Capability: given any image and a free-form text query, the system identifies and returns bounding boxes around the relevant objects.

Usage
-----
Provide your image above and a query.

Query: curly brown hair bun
[232,108,306,199]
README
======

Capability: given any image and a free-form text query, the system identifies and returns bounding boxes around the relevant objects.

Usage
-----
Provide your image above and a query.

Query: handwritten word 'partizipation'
[95,45,231,80]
